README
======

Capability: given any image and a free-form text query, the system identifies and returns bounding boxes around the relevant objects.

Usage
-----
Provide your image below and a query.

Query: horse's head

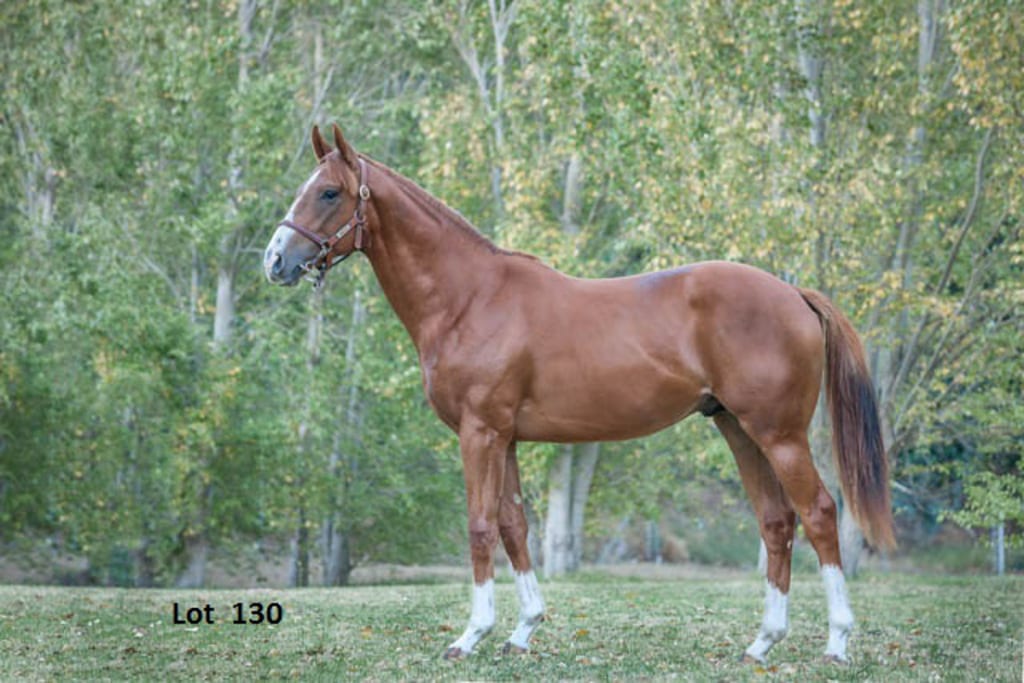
[264,124,370,287]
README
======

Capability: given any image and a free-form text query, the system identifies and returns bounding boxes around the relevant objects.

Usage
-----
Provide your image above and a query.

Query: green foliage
[1,0,1020,582]
[948,473,1024,547]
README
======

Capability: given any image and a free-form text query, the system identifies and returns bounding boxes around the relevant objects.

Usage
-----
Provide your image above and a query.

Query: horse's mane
[363,156,538,262]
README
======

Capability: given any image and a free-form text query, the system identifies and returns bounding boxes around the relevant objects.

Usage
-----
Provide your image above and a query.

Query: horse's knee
[803,488,837,538]
[760,509,796,553]
[468,518,499,556]
[498,518,524,544]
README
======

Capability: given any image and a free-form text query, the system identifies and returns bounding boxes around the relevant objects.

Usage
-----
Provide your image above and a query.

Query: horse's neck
[363,166,500,351]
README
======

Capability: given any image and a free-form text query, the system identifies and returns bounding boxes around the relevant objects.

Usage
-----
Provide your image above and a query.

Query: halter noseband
[278,157,371,289]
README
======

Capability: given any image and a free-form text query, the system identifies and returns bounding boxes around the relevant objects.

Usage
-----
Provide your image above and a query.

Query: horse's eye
[320,189,339,201]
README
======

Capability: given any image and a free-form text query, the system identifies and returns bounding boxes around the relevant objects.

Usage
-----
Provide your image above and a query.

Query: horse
[263,124,895,664]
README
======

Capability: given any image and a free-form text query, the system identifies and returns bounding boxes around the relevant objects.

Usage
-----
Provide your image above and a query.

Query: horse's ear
[311,125,331,161]
[331,123,358,169]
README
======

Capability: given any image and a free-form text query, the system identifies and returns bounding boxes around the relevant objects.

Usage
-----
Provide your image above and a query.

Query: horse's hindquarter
[513,265,709,442]
[686,262,825,433]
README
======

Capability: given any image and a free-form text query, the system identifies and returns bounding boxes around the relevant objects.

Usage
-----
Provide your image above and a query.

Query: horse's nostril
[269,251,284,275]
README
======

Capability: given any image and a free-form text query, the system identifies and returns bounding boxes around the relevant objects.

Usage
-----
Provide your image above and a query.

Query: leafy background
[0,0,1020,587]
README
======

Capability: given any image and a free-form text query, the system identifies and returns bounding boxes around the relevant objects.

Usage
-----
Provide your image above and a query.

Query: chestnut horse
[264,125,895,664]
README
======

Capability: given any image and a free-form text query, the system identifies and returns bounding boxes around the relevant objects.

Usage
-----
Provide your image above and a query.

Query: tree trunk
[322,521,352,586]
[320,291,363,586]
[561,154,583,236]
[838,502,863,575]
[449,0,515,222]
[288,509,310,588]
[176,0,259,588]
[212,259,236,346]
[643,519,662,563]
[543,447,573,577]
[597,516,630,564]
[525,497,543,570]
[175,534,209,588]
[11,113,59,243]
[134,541,158,588]
[992,522,1005,576]
[544,442,599,576]
[568,442,598,570]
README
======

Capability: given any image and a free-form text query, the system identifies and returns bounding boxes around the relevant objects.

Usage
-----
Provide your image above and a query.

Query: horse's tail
[798,288,896,550]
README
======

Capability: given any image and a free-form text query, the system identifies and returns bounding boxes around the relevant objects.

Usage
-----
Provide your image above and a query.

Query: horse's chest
[419,358,464,429]
[419,345,516,431]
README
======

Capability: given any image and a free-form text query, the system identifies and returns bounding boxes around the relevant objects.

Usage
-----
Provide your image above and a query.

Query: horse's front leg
[498,443,545,653]
[444,416,510,659]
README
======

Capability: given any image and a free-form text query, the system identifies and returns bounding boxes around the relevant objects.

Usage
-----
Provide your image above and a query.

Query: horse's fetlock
[763,623,788,644]
[829,608,854,633]
[472,618,495,633]
[520,608,544,626]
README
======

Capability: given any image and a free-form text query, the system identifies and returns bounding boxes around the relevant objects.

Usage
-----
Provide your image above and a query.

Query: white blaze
[269,167,322,248]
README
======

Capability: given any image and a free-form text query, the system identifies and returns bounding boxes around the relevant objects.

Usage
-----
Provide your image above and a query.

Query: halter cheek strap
[278,158,371,288]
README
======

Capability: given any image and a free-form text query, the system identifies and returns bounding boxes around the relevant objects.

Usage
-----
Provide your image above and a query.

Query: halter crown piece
[277,157,371,289]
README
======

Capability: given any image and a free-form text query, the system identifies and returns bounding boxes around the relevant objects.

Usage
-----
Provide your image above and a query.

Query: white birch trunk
[176,0,258,588]
[568,442,599,571]
[321,291,363,586]
[543,447,574,577]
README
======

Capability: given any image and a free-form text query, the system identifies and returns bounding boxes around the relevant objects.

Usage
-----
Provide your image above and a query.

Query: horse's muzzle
[264,246,304,286]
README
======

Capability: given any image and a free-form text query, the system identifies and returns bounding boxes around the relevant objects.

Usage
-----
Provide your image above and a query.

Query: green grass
[1,573,1021,681]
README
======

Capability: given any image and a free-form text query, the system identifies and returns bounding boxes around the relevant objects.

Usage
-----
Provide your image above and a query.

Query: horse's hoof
[823,653,849,666]
[501,642,528,655]
[739,653,765,665]
[443,646,468,660]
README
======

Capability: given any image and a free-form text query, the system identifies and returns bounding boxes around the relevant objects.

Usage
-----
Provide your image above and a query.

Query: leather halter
[278,157,371,288]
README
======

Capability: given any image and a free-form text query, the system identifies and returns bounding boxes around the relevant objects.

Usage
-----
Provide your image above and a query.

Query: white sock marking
[744,581,789,662]
[507,570,545,649]
[449,579,495,654]
[821,564,854,661]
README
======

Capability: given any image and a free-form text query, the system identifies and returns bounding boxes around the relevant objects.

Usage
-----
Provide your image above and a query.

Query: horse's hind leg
[714,413,796,663]
[749,429,854,663]
[498,443,545,653]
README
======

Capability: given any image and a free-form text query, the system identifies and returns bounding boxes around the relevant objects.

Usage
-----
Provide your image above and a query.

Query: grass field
[1,571,1021,681]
